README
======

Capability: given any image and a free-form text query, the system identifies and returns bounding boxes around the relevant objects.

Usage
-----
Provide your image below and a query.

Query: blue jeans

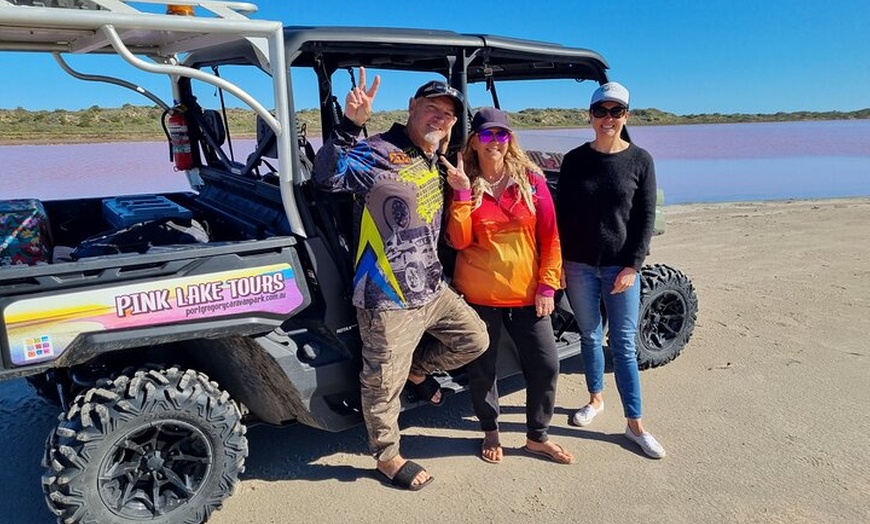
[563,261,642,419]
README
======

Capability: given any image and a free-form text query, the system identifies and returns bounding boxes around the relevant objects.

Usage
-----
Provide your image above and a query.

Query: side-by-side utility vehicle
[0,1,698,522]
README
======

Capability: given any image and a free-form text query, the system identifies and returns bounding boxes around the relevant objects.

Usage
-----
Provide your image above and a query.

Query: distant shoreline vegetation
[0,105,868,145]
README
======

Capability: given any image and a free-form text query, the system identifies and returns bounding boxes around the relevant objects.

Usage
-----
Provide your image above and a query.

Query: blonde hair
[462,132,542,212]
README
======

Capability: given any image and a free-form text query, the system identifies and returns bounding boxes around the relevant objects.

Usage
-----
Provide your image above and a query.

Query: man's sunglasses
[478,129,511,144]
[417,81,464,102]
[591,105,627,119]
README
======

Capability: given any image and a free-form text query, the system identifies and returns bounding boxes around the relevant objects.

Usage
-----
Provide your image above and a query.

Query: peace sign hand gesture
[345,67,381,127]
[439,154,470,191]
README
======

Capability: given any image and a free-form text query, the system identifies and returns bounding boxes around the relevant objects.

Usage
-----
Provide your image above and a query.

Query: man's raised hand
[345,67,381,127]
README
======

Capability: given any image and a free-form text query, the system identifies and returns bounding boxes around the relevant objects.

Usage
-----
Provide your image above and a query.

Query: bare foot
[481,430,503,464]
[377,455,431,488]
[524,439,575,465]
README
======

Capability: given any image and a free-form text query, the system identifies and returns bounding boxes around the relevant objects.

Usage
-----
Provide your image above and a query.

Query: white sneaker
[625,426,666,459]
[570,402,604,427]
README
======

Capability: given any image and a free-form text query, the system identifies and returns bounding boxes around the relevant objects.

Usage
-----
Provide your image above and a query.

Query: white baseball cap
[590,82,630,108]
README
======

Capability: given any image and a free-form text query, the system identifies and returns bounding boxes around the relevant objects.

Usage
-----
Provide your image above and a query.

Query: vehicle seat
[243,114,278,180]
[254,114,277,159]
[201,109,226,147]
[197,108,238,170]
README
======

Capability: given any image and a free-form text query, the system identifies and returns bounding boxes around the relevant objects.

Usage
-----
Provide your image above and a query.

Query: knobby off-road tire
[41,367,248,524]
[636,264,698,369]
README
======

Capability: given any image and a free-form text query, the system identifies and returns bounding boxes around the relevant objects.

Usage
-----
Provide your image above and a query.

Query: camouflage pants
[357,286,488,462]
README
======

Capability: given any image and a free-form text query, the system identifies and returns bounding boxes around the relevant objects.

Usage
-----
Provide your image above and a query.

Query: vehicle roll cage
[279,28,609,145]
[0,0,610,239]
[183,24,610,137]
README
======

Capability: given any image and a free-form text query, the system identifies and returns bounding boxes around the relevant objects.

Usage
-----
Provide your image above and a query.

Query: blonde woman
[441,108,573,465]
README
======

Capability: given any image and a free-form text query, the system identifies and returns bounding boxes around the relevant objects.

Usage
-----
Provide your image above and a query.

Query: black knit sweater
[555,142,657,270]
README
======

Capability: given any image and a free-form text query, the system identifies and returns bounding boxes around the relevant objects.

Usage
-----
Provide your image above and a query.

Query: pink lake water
[1,120,869,204]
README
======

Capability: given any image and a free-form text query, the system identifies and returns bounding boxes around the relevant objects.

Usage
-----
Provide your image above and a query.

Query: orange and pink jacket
[446,171,562,307]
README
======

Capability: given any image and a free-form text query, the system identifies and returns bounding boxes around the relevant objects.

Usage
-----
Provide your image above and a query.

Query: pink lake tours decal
[3,263,305,365]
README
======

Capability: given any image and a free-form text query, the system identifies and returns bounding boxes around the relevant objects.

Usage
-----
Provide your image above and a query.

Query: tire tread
[636,263,699,369]
[42,366,248,524]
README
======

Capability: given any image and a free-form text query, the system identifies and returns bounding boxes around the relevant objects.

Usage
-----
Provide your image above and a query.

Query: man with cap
[313,68,488,490]
[556,81,667,459]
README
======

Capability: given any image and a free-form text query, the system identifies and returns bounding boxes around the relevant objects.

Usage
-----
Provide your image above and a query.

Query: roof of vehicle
[185,26,609,84]
[0,2,607,84]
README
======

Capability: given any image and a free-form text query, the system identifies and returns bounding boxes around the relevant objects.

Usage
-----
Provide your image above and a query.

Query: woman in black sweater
[555,82,665,459]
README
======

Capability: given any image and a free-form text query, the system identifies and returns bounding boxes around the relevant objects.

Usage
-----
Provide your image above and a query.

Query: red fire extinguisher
[163,105,193,171]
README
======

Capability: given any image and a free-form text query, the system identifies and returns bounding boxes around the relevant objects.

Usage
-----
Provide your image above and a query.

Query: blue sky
[1,0,868,114]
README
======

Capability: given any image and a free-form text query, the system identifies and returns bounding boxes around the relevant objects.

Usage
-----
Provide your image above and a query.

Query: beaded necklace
[485,171,507,188]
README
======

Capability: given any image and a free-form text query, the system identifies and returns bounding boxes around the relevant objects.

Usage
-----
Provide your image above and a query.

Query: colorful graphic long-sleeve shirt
[446,171,562,307]
[313,118,446,311]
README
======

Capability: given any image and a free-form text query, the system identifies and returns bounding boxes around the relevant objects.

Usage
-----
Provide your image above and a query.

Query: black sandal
[406,375,445,407]
[375,460,434,491]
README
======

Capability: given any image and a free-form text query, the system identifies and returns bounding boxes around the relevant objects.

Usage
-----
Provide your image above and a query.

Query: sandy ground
[1,198,868,524]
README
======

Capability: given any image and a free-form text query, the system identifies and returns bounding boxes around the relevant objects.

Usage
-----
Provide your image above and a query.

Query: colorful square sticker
[23,335,53,361]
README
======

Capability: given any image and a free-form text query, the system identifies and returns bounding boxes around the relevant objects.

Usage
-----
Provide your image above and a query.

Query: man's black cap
[414,80,464,115]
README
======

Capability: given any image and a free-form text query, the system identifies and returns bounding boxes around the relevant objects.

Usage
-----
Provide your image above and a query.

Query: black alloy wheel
[636,264,699,368]
[98,419,212,518]
[42,367,247,524]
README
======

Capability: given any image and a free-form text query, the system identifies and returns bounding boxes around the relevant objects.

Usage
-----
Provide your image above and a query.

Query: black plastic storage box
[102,195,193,229]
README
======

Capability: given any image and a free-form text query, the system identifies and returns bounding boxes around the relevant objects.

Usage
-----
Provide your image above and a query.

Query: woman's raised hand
[439,154,471,190]
[345,67,381,127]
